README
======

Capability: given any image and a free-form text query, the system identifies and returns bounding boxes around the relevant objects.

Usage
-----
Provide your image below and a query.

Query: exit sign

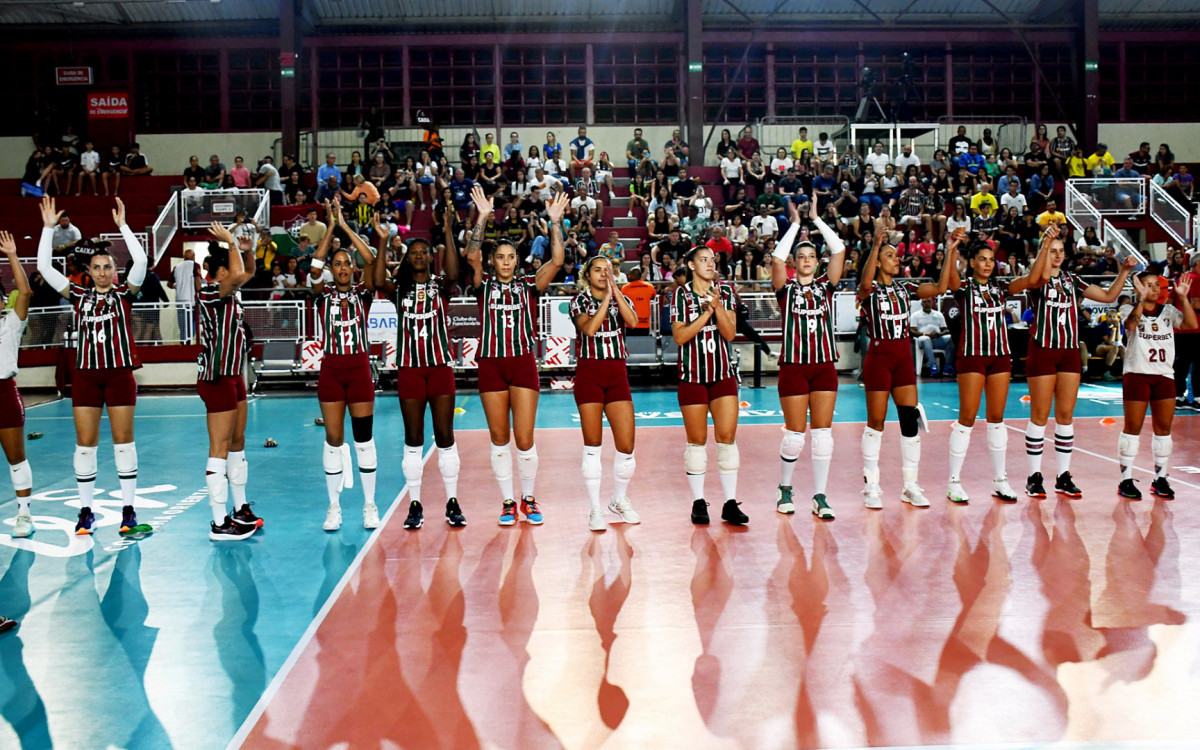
[688,62,702,73]
[1084,61,1099,71]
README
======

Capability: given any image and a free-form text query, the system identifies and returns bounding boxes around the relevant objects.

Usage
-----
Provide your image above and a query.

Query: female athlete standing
[1,232,34,539]
[572,255,640,531]
[37,196,147,536]
[674,245,747,526]
[197,224,262,540]
[466,185,566,526]
[771,199,845,520]
[1022,229,1135,498]
[1116,272,1197,499]
[309,199,379,531]
[372,209,466,529]
[857,219,959,509]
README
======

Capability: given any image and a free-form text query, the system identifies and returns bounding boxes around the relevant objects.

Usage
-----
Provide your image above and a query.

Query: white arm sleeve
[771,220,801,260]
[37,227,70,293]
[812,216,846,256]
[121,224,147,288]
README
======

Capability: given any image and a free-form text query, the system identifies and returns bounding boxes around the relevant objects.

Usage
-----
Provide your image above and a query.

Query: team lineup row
[0,192,1192,542]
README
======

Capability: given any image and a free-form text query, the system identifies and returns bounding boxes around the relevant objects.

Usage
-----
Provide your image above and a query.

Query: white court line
[225,445,434,750]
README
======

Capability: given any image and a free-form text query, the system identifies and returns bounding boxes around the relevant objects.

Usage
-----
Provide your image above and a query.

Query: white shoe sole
[902,494,930,508]
[607,501,641,524]
[589,513,607,532]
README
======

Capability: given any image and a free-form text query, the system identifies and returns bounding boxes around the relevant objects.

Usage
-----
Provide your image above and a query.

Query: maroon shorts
[317,352,375,404]
[477,354,540,393]
[677,376,738,406]
[397,365,456,401]
[1025,339,1082,377]
[862,339,917,392]
[778,362,839,397]
[956,355,1012,377]
[72,367,137,408]
[197,375,247,413]
[574,358,632,405]
[0,378,25,429]
[1123,372,1175,403]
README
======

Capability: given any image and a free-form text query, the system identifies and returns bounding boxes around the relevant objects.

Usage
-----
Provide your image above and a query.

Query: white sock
[948,422,972,482]
[900,435,921,483]
[1152,434,1172,478]
[227,450,248,506]
[113,442,138,506]
[490,443,514,500]
[206,456,228,524]
[582,445,602,510]
[810,428,833,496]
[356,439,377,506]
[1055,424,1074,477]
[862,427,882,480]
[717,443,739,501]
[11,460,32,515]
[1118,432,1140,481]
[612,450,635,504]
[779,429,805,487]
[17,496,29,515]
[517,446,538,498]
[437,444,460,500]
[402,443,423,505]
[686,444,706,500]
[75,444,97,508]
[323,441,343,506]
[1025,422,1045,476]
[986,422,1007,480]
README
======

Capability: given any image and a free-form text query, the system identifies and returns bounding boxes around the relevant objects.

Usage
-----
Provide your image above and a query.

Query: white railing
[151,192,179,263]
[99,231,150,272]
[1148,179,1192,245]
[1067,177,1146,215]
[240,300,306,341]
[1064,180,1104,239]
[252,191,271,230]
[1101,220,1149,271]
[180,189,268,230]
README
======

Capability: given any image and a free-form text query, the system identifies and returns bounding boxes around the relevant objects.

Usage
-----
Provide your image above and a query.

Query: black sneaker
[210,515,256,541]
[232,503,263,529]
[1151,476,1176,499]
[1055,472,1083,498]
[721,499,749,526]
[74,506,95,536]
[690,499,710,525]
[445,498,467,527]
[403,501,424,530]
[1118,478,1142,499]
[120,505,138,534]
[1025,472,1047,499]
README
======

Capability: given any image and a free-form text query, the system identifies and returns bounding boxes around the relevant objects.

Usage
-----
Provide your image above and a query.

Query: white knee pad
[490,443,513,481]
[717,442,740,474]
[949,422,972,459]
[780,429,805,461]
[323,441,343,474]
[355,439,378,472]
[613,451,636,482]
[401,444,423,483]
[227,451,248,485]
[9,460,32,492]
[581,446,602,481]
[1153,434,1172,458]
[517,446,539,481]
[437,444,460,477]
[684,443,707,475]
[74,445,98,481]
[987,421,1007,451]
[810,428,833,460]
[114,442,138,479]
[1119,432,1140,459]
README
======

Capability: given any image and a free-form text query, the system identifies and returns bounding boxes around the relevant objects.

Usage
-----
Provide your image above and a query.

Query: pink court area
[242,417,1200,750]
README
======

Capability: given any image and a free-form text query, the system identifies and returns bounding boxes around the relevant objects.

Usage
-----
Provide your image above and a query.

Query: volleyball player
[198,223,262,540]
[1022,228,1135,498]
[771,198,845,519]
[0,232,34,539]
[1116,272,1197,499]
[466,185,567,526]
[571,255,640,531]
[310,199,379,531]
[674,245,747,525]
[372,209,466,529]
[36,196,148,536]
[857,219,959,509]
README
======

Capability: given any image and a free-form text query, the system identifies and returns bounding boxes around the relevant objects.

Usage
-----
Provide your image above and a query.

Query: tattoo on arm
[466,222,485,255]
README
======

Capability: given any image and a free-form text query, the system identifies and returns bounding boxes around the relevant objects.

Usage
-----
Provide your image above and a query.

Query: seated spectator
[974,202,999,243]
[1178,164,1195,205]
[447,168,475,220]
[1028,163,1054,213]
[1128,142,1153,174]
[1113,157,1144,210]
[460,133,481,166]
[777,167,807,213]
[341,172,380,207]
[719,149,744,204]
[477,152,505,198]
[691,186,714,221]
[969,182,999,216]
[255,155,283,204]
[51,212,82,253]
[284,171,304,204]
[910,296,954,376]
[755,180,785,216]
[595,153,616,195]
[665,129,690,165]
[1094,245,1120,275]
[653,228,688,265]
[230,156,252,189]
[790,127,814,161]
[997,147,1019,173]
[383,166,417,226]
[679,204,708,241]
[895,177,933,237]
[315,152,342,203]
[769,147,793,178]
[183,155,206,186]
[647,206,675,246]
[1085,143,1116,175]
[743,151,767,198]
[1037,198,1067,229]
[939,199,971,239]
[727,213,750,251]
[75,140,100,196]
[736,126,760,162]
[832,180,860,226]
[647,186,678,218]
[996,165,1021,196]
[626,127,651,174]
[181,176,206,221]
[948,125,972,162]
[839,146,863,183]
[1067,146,1087,179]
[671,167,697,202]
[811,164,837,211]
[895,143,920,175]
[480,132,501,164]
[813,132,836,165]
[865,142,890,176]
[930,148,952,176]
[1027,142,1050,173]
[202,155,226,189]
[48,145,77,195]
[570,184,600,223]
[705,224,733,265]
[569,126,595,179]
[369,151,391,186]
[1000,179,1028,215]
[750,203,779,242]
[956,143,985,176]
[598,231,624,264]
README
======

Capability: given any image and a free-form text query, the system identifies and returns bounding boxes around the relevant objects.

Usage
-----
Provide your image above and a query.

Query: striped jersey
[776,275,837,364]
[673,282,736,384]
[71,282,136,369]
[861,279,918,341]
[394,277,452,367]
[1120,303,1183,378]
[954,278,1011,356]
[478,275,538,358]
[569,291,629,360]
[197,284,248,379]
[1027,271,1090,349]
[314,283,372,356]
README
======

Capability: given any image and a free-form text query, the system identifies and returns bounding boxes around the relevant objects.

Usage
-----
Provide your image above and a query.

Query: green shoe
[776,485,795,514]
[811,493,835,520]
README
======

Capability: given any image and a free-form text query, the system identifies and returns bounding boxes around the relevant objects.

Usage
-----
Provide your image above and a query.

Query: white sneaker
[607,497,641,524]
[363,503,380,529]
[588,508,607,532]
[776,485,796,514]
[902,484,930,508]
[863,484,884,509]
[947,480,969,504]
[992,477,1018,503]
[323,504,342,531]
[11,513,33,539]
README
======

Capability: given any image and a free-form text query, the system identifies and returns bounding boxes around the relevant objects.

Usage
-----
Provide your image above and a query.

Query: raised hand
[470,184,493,221]
[1176,274,1191,300]
[112,197,126,227]
[1042,224,1059,243]
[40,196,64,229]
[237,235,254,253]
[546,191,569,225]
[206,221,235,246]
[808,194,819,221]
[0,231,16,256]
[786,197,801,225]
[1122,254,1139,270]
[1130,273,1149,302]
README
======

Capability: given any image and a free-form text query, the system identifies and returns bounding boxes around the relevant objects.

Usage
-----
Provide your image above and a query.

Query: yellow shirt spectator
[480,143,501,163]
[969,191,999,215]
[1037,210,1066,227]
[1085,150,1115,174]
[790,138,814,161]
[1067,155,1087,178]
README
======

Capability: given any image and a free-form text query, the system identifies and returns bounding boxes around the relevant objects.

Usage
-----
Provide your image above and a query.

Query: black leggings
[400,394,457,448]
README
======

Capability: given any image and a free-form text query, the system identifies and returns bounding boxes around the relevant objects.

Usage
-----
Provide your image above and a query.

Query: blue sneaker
[75,507,95,536]
[119,505,138,534]
[929,365,940,377]
[498,500,518,526]
[520,496,544,525]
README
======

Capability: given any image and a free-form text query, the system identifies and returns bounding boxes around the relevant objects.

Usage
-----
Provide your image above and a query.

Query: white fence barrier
[1148,179,1191,245]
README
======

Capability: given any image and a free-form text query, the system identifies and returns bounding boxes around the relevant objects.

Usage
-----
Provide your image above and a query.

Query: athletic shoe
[1176,397,1188,409]
[119,505,138,534]
[1151,477,1175,499]
[446,498,467,527]
[1118,478,1142,499]
[929,365,940,377]
[1025,472,1047,499]
[863,483,884,510]
[74,507,95,536]
[776,485,796,515]
[363,503,380,529]
[721,499,749,525]
[1055,472,1083,498]
[210,516,255,541]
[499,500,518,526]
[0,616,16,634]
[402,501,423,530]
[811,494,834,520]
[588,508,607,532]
[691,499,710,525]
[902,484,930,508]
[943,366,955,376]
[520,496,543,525]
[232,503,263,529]
[947,480,969,504]
[11,513,33,539]
[323,504,342,532]
[992,477,1019,503]
[607,497,641,524]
